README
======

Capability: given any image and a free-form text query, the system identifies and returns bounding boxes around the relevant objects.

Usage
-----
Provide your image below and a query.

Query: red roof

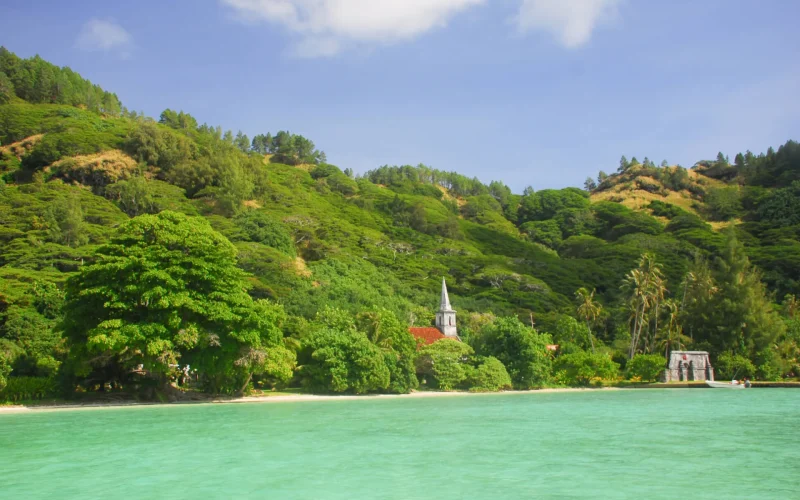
[409,327,445,345]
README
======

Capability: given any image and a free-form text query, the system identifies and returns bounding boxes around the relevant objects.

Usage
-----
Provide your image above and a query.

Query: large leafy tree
[472,317,552,388]
[355,308,418,393]
[61,211,287,392]
[298,327,390,394]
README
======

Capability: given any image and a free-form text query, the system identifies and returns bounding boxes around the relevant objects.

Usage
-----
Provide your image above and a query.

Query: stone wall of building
[662,351,714,382]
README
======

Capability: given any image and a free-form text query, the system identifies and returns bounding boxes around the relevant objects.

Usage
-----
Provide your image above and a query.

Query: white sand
[0,387,619,414]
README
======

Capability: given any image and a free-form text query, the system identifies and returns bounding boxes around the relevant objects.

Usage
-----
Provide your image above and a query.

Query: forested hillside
[1,47,799,400]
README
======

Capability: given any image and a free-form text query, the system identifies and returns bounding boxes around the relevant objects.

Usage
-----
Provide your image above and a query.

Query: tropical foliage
[2,47,800,401]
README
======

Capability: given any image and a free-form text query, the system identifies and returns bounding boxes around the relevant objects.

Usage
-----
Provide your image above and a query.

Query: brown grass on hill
[0,134,44,158]
[243,199,262,209]
[591,165,726,217]
[291,256,312,278]
[47,150,138,187]
[435,185,466,207]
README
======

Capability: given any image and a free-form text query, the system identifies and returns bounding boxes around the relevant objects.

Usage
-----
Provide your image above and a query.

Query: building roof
[408,327,446,345]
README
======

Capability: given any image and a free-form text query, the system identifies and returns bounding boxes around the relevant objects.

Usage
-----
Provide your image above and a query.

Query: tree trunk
[238,372,253,397]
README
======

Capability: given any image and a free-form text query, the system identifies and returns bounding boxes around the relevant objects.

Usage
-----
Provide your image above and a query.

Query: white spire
[440,277,453,311]
[436,277,458,338]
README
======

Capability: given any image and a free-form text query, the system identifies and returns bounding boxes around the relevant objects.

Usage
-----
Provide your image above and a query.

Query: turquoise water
[1,389,799,499]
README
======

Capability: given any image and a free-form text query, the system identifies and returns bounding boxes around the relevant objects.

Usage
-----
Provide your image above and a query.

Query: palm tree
[648,273,667,353]
[623,253,665,358]
[657,299,687,358]
[575,287,602,353]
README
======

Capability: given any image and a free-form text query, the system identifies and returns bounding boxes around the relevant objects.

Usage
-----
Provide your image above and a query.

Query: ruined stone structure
[662,351,714,382]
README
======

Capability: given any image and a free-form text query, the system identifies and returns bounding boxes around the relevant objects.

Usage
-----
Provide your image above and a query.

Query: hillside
[1,47,799,398]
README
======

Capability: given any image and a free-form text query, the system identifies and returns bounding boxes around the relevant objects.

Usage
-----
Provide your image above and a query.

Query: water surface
[2,389,798,499]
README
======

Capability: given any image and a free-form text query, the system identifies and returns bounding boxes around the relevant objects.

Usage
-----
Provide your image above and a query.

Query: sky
[3,0,800,192]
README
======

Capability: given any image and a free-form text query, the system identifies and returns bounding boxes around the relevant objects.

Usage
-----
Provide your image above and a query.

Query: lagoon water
[2,389,799,499]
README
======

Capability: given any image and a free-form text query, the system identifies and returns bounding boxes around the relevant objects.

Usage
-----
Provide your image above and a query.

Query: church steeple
[435,278,458,338]
[440,277,453,311]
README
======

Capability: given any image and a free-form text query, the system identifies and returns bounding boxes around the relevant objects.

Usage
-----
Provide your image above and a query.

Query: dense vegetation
[1,48,798,401]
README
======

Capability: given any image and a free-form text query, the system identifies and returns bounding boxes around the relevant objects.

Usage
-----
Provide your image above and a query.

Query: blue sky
[3,0,799,191]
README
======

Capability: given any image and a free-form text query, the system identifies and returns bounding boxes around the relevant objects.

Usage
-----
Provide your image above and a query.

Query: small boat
[706,380,747,389]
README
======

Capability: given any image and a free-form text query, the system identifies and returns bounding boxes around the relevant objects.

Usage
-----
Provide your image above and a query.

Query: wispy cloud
[221,0,485,57]
[75,19,133,56]
[514,0,623,48]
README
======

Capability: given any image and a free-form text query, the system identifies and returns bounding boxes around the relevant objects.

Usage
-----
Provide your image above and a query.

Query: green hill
[1,47,799,398]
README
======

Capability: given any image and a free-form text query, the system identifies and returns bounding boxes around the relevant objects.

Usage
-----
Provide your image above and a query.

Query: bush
[0,376,55,402]
[626,354,665,382]
[467,357,512,392]
[554,351,619,386]
[714,352,756,380]
[234,210,296,256]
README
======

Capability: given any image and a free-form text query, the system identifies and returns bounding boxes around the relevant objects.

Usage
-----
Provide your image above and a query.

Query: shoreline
[0,387,618,414]
[3,381,798,414]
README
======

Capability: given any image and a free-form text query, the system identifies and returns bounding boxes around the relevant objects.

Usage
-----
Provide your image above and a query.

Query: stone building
[409,278,459,345]
[662,351,714,382]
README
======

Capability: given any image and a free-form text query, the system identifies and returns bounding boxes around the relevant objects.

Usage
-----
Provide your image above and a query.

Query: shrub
[467,357,512,392]
[626,354,665,382]
[234,210,296,256]
[0,376,55,402]
[714,352,756,380]
[554,351,619,386]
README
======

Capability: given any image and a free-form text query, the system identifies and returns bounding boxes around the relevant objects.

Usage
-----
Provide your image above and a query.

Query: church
[408,278,460,345]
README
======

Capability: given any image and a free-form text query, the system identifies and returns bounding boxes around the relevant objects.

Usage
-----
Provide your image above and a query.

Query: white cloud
[221,0,484,57]
[515,0,622,48]
[75,19,133,55]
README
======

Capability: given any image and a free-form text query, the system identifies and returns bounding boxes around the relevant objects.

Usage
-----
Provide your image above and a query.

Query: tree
[61,211,284,393]
[44,195,88,247]
[234,131,250,153]
[618,156,629,173]
[706,187,741,221]
[355,308,418,393]
[105,177,159,217]
[622,253,665,358]
[716,152,728,165]
[597,171,608,184]
[0,71,13,104]
[575,288,601,352]
[472,317,552,388]
[415,339,473,391]
[299,327,390,394]
[700,229,784,359]
[584,177,597,191]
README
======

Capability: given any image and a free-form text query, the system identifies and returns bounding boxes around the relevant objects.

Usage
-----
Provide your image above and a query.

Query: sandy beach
[0,387,619,414]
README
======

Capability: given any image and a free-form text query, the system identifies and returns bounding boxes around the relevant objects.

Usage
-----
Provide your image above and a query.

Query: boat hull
[706,381,746,389]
